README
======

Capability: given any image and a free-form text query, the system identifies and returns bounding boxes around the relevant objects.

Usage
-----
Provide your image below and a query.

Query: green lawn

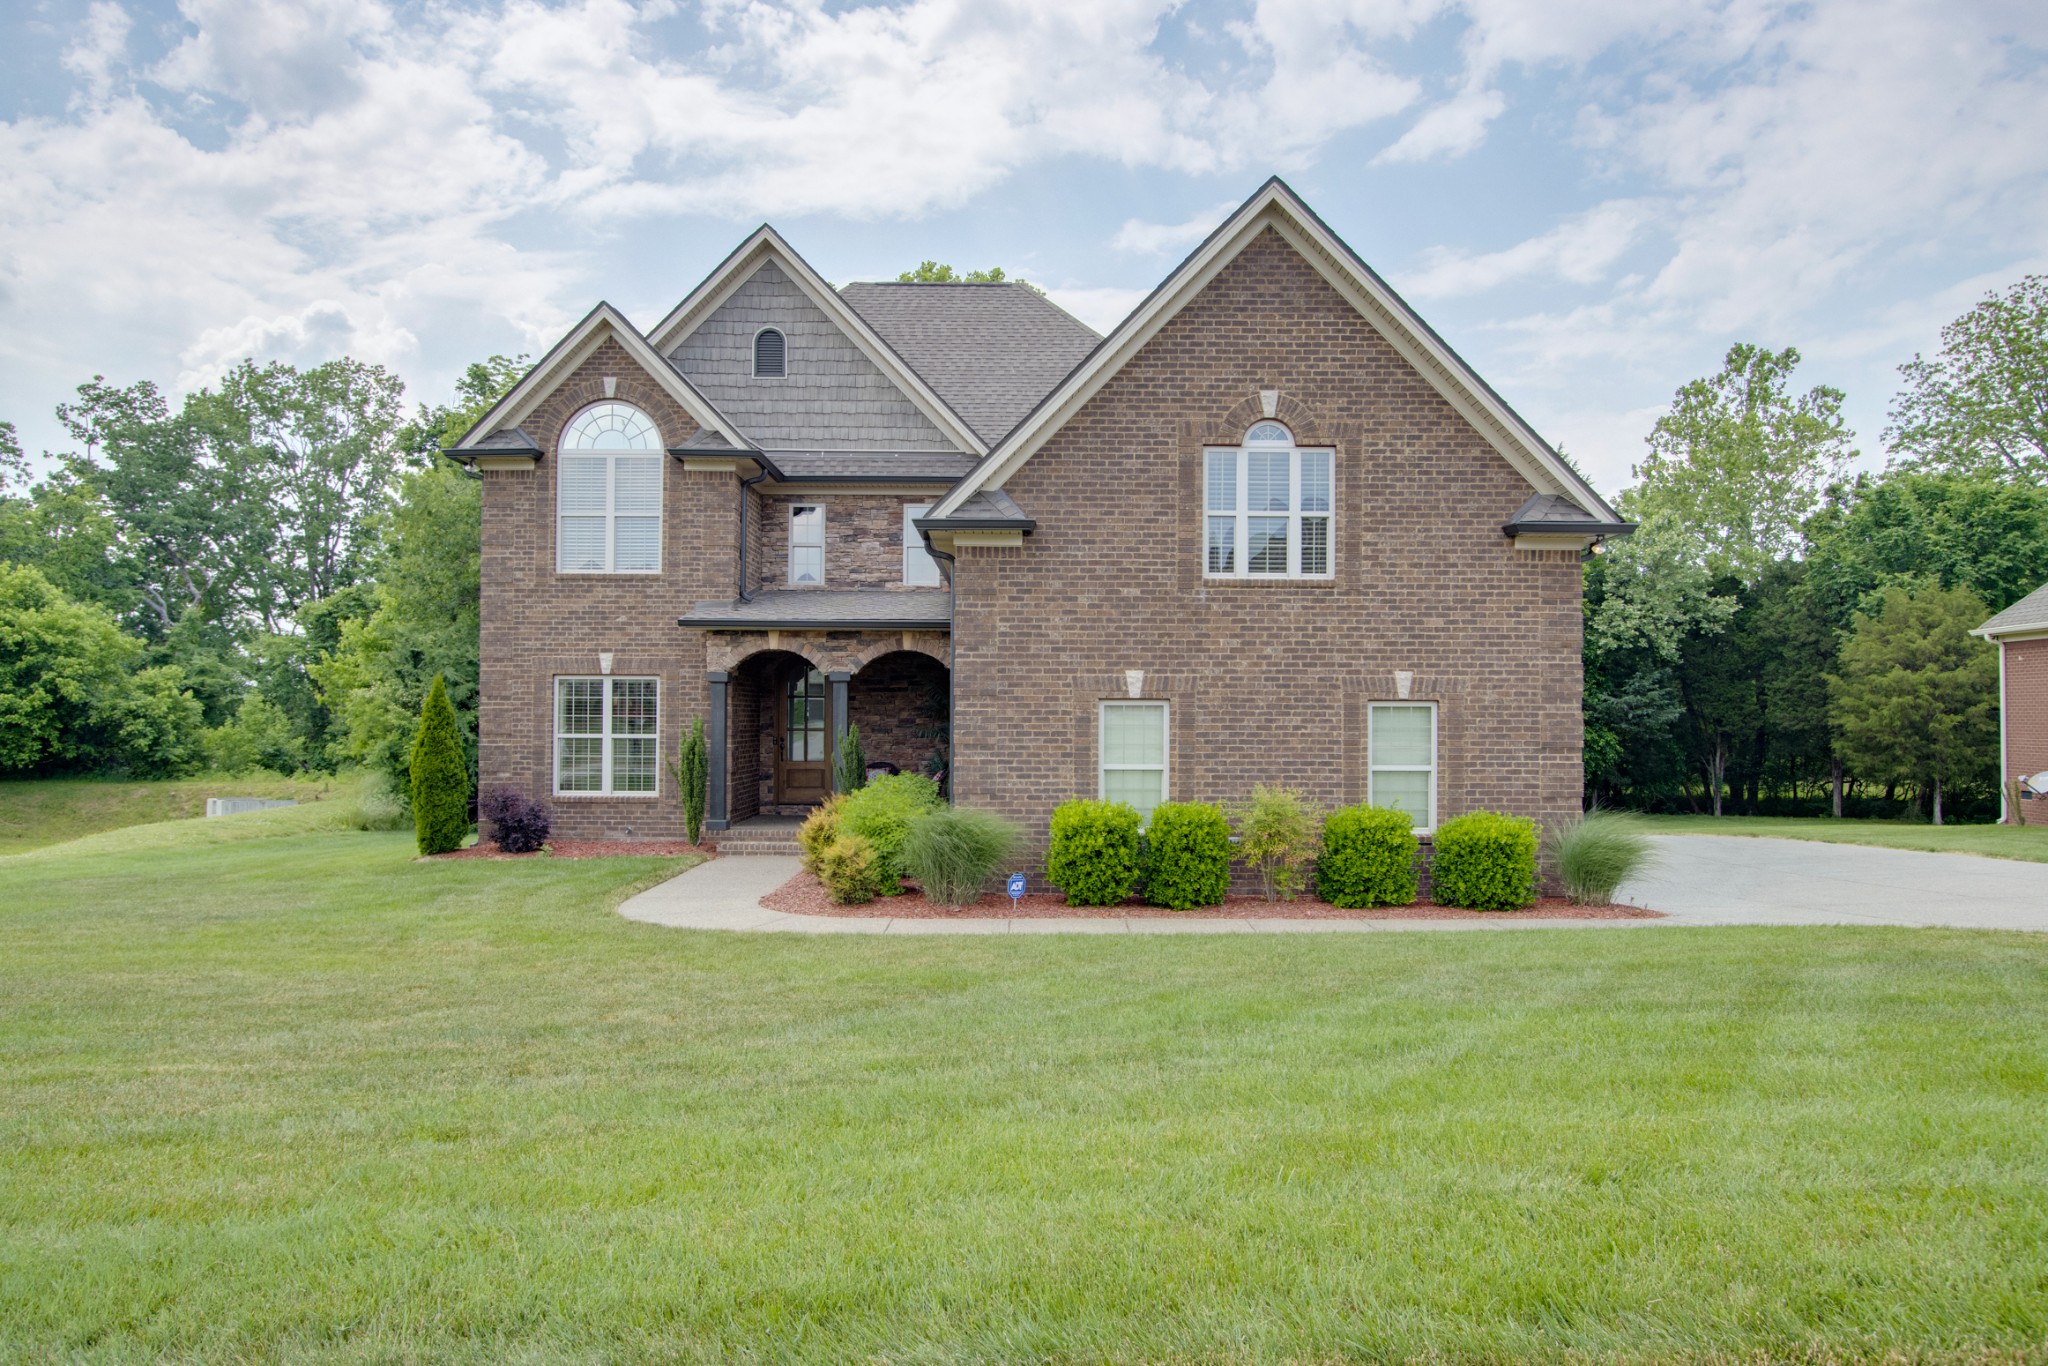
[1644,813,2048,863]
[4,814,2047,1362]
[0,772,352,855]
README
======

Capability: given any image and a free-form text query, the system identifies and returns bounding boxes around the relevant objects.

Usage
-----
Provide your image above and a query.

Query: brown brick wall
[478,337,734,840]
[950,228,1586,883]
[754,493,933,592]
[2005,638,2048,825]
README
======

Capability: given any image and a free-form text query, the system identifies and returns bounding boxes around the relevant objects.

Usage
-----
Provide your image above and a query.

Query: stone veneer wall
[2005,638,2048,825]
[755,493,937,593]
[949,228,1587,886]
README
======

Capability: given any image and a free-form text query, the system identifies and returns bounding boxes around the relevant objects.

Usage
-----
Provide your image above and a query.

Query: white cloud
[1112,201,1240,256]
[1398,202,1650,298]
[1372,83,1504,164]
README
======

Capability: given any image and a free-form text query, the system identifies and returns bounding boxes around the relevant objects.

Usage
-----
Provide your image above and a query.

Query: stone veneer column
[706,671,729,830]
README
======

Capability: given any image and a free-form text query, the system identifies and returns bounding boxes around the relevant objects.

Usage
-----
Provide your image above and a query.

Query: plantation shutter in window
[557,456,609,572]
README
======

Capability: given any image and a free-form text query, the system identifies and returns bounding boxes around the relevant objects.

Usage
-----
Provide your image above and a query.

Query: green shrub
[1144,802,1232,910]
[834,722,867,795]
[900,806,1021,906]
[1546,809,1654,905]
[817,833,888,904]
[1430,810,1538,911]
[1317,804,1419,908]
[1233,784,1320,901]
[1045,799,1144,906]
[409,673,470,856]
[206,694,306,777]
[674,715,708,845]
[796,794,845,875]
[837,771,942,891]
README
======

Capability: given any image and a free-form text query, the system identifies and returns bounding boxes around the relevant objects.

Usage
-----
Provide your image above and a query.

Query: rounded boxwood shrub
[900,806,1020,906]
[1430,810,1538,911]
[1316,804,1418,908]
[817,833,888,904]
[1144,801,1232,910]
[1045,798,1144,907]
[836,771,942,892]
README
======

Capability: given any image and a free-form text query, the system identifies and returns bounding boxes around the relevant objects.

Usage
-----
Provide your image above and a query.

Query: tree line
[2,276,2042,824]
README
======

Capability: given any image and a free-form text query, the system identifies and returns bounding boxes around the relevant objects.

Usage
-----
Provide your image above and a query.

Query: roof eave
[678,616,952,632]
[1502,519,1636,538]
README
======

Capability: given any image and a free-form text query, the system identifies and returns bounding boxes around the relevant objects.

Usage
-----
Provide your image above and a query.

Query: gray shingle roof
[680,588,951,629]
[1976,580,2048,638]
[917,488,1034,529]
[447,426,541,458]
[838,282,1101,446]
[1502,492,1633,535]
[761,449,975,482]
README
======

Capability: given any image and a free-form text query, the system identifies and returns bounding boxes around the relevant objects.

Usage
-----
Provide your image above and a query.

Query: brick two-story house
[449,179,1632,865]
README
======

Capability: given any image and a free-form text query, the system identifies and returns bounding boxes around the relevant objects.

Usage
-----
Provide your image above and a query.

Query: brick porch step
[713,822,805,856]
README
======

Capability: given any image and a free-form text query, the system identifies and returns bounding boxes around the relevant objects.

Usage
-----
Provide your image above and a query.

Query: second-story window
[753,328,786,377]
[789,504,824,584]
[1204,421,1332,580]
[903,504,942,585]
[557,402,661,574]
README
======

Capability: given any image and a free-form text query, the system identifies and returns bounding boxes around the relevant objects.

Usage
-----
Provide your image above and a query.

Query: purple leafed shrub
[482,788,553,854]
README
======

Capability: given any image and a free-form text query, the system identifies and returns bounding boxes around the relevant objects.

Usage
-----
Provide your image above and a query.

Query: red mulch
[434,840,712,860]
[761,871,1660,920]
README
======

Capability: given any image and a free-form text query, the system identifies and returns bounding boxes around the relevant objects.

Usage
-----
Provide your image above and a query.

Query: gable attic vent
[753,328,786,377]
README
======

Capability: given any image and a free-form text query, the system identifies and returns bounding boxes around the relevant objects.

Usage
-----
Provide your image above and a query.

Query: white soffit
[931,179,1618,523]
[647,226,988,457]
[455,303,750,451]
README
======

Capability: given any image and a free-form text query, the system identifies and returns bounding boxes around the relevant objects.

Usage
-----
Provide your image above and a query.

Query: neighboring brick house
[449,180,1632,866]
[1975,581,2048,826]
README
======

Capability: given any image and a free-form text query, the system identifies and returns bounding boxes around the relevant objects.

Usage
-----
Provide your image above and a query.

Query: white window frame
[752,327,787,378]
[1368,701,1438,834]
[553,676,661,798]
[1098,700,1169,819]
[1203,426,1334,581]
[903,504,941,586]
[555,403,662,576]
[788,503,825,585]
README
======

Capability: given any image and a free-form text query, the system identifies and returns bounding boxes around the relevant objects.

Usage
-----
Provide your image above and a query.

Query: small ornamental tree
[1232,785,1319,901]
[835,722,867,795]
[674,715,709,845]
[409,673,469,855]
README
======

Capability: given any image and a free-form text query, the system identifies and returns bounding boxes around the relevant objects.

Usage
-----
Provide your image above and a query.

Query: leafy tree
[0,468,134,618]
[898,261,1011,283]
[0,421,26,492]
[207,694,307,775]
[410,674,470,855]
[1623,344,1855,580]
[1827,584,1999,824]
[1886,274,2048,483]
[398,354,529,461]
[1804,470,2048,624]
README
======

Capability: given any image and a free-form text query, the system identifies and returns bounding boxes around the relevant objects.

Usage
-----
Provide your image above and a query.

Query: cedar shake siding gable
[670,261,958,452]
[947,226,1587,862]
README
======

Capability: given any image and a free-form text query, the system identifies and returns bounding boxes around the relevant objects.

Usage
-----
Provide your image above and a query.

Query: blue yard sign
[1007,873,1026,904]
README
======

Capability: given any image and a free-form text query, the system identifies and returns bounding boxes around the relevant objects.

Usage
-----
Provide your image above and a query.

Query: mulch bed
[434,840,712,860]
[761,871,1660,920]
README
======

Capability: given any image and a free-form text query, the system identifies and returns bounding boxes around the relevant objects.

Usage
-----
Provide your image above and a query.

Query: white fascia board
[1976,625,2048,642]
[456,304,749,451]
[931,180,1617,523]
[647,226,988,457]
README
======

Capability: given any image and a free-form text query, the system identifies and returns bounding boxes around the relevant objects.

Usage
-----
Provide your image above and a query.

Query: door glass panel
[788,670,826,761]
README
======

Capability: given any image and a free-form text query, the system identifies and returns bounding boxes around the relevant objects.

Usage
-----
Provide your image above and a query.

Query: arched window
[557,401,661,574]
[753,328,786,377]
[1202,420,1333,579]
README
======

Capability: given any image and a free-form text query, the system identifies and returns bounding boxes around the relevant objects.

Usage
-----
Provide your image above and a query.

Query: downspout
[924,530,958,805]
[735,466,769,604]
[1997,637,2008,824]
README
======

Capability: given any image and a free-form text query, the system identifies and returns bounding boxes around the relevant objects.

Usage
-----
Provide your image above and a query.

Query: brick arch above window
[1193,390,1340,449]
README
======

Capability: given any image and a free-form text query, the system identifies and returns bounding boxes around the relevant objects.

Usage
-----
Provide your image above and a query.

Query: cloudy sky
[3,0,2045,496]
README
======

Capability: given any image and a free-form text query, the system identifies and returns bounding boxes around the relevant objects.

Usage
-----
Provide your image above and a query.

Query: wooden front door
[774,667,831,806]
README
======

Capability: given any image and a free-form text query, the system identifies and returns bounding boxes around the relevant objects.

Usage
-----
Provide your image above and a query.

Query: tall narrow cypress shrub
[676,715,708,845]
[834,722,867,795]
[410,673,469,855]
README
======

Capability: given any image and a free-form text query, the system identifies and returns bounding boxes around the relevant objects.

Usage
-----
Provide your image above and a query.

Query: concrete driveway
[1620,835,2048,931]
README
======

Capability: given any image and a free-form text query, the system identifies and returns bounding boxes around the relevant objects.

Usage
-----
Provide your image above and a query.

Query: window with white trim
[903,504,941,585]
[555,677,660,796]
[557,402,661,574]
[1100,700,1168,819]
[789,504,824,585]
[1369,702,1436,831]
[1204,421,1332,579]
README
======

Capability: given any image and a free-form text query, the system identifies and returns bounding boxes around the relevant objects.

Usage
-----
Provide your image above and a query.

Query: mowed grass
[3,822,2047,1363]
[1644,814,2048,864]
[0,772,350,854]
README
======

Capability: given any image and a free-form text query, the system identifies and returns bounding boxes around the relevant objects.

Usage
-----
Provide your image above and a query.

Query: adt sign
[1007,873,1026,904]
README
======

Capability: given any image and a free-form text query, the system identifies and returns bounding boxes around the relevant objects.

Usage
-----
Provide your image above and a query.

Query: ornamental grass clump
[1232,784,1319,901]
[409,674,470,856]
[1430,810,1538,911]
[1316,804,1419,908]
[1045,799,1145,906]
[836,772,942,892]
[817,834,888,904]
[900,806,1020,906]
[1546,809,1654,905]
[1144,802,1233,910]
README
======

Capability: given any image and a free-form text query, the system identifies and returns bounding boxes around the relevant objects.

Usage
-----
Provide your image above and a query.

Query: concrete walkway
[1620,835,2048,931]
[617,836,2048,936]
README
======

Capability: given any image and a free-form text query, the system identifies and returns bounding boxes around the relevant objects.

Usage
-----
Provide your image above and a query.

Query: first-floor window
[1369,702,1436,831]
[555,677,659,795]
[1100,701,1169,819]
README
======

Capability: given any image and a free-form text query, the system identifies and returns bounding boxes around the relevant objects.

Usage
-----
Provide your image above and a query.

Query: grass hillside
[1644,813,2048,863]
[3,825,2045,1362]
[0,772,357,855]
